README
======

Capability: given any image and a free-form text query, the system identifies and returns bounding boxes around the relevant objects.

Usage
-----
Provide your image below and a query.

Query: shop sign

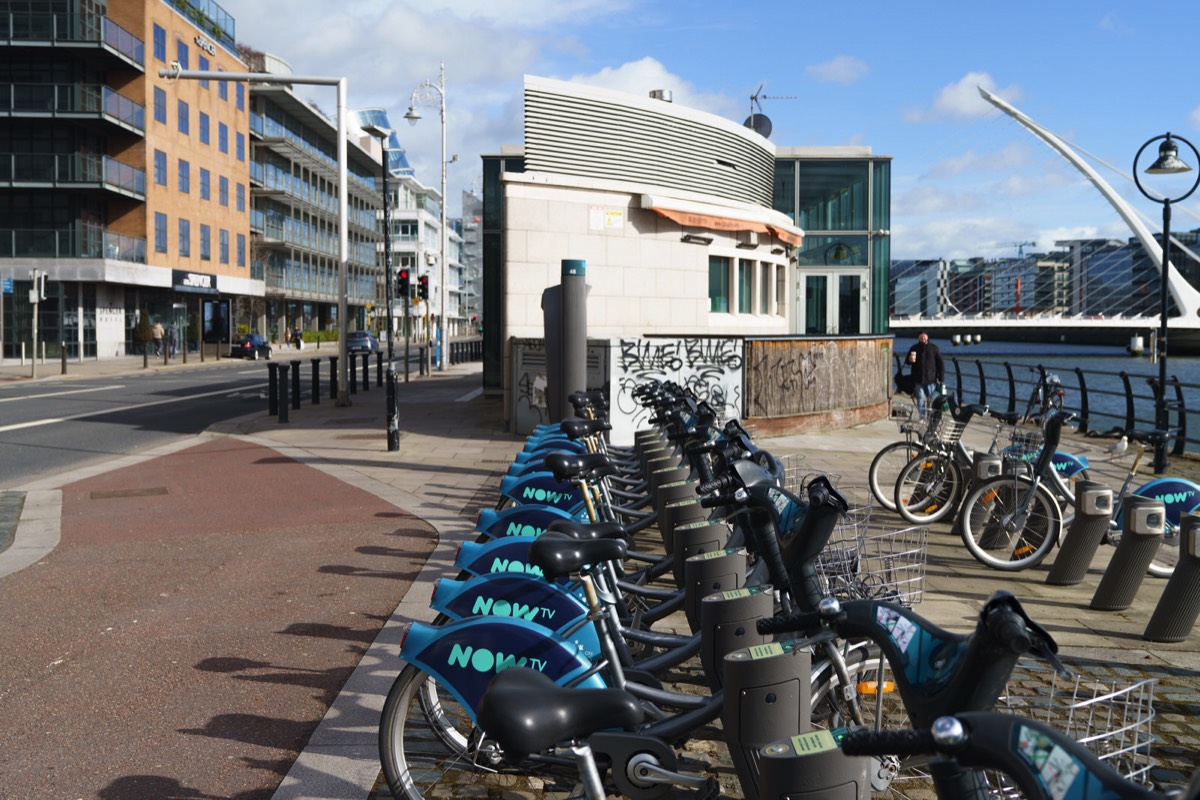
[173,269,218,295]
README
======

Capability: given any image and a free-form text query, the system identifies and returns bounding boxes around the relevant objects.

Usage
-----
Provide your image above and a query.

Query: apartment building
[1,0,383,359]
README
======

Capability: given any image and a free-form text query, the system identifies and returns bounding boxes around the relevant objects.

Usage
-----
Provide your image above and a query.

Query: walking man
[906,331,945,418]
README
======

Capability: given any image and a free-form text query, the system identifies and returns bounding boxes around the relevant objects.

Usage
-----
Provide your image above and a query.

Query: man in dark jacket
[906,331,945,418]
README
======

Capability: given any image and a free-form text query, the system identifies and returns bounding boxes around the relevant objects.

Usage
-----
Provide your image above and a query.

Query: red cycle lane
[0,437,435,800]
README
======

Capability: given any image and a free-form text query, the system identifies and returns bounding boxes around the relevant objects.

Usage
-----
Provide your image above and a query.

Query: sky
[228,0,1200,261]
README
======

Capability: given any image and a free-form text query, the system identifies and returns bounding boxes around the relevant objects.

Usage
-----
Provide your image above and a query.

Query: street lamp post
[363,123,400,451]
[405,62,451,372]
[1132,132,1200,473]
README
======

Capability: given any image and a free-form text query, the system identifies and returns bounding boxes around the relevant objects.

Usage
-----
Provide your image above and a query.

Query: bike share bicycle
[958,412,1199,575]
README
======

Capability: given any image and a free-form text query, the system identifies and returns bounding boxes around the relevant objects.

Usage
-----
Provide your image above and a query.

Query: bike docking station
[1045,480,1114,585]
[1144,514,1200,642]
[683,546,748,630]
[757,728,870,800]
[698,583,774,692]
[1090,495,1165,611]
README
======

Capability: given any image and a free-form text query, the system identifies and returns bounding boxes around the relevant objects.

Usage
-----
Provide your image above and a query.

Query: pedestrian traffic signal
[418,274,429,300]
[397,268,410,296]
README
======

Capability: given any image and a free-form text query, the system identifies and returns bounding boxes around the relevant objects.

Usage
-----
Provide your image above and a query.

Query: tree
[133,310,153,354]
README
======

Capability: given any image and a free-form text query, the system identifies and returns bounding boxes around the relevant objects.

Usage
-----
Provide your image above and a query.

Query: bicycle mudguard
[430,573,598,659]
[1132,477,1200,526]
[475,505,583,539]
[497,471,584,512]
[1050,450,1089,476]
[400,617,605,721]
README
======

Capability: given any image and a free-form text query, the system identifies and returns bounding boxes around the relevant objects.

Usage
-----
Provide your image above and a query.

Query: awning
[641,193,804,248]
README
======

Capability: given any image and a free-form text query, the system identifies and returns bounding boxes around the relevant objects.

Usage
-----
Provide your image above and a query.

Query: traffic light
[418,274,429,300]
[397,268,410,296]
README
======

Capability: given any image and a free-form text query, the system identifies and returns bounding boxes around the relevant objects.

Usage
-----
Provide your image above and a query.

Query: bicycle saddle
[528,531,627,580]
[477,667,643,761]
[560,417,611,439]
[1127,429,1169,447]
[541,451,618,481]
[546,519,632,542]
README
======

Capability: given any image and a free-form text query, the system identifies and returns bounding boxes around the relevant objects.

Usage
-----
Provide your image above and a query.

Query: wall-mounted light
[681,233,714,245]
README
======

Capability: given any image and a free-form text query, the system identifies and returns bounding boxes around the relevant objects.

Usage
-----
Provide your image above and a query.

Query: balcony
[1,83,145,134]
[1,11,144,68]
[0,152,146,198]
[0,223,146,262]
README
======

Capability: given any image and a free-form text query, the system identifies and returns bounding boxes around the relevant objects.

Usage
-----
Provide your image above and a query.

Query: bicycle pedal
[693,777,721,800]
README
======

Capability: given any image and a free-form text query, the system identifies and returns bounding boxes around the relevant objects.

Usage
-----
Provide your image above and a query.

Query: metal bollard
[61,342,68,374]
[328,355,338,400]
[1046,480,1113,585]
[310,358,321,405]
[290,360,302,410]
[376,350,383,386]
[361,352,370,390]
[1090,495,1165,610]
[277,364,290,423]
[267,362,279,416]
[349,355,358,394]
[1143,514,1200,642]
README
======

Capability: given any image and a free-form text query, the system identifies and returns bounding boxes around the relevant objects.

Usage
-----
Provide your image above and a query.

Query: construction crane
[1005,241,1036,258]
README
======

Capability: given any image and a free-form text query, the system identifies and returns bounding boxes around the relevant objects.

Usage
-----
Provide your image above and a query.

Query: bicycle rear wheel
[379,663,583,800]
[959,475,1061,571]
[894,452,963,524]
[868,441,922,512]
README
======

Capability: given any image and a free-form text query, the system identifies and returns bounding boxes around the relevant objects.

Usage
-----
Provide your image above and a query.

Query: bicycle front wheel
[810,643,934,798]
[379,663,583,800]
[894,452,963,524]
[959,475,1062,571]
[869,441,923,512]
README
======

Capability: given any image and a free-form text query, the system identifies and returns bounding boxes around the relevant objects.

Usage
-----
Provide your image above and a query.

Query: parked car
[230,333,272,360]
[346,330,380,354]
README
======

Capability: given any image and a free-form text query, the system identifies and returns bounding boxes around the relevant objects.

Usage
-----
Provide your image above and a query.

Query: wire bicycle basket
[819,519,928,608]
[1001,662,1157,788]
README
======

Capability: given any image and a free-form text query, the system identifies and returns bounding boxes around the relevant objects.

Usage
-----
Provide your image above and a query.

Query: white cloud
[894,185,983,216]
[805,55,868,85]
[1192,106,1200,131]
[906,71,1022,123]
[1097,12,1134,35]
[565,57,736,117]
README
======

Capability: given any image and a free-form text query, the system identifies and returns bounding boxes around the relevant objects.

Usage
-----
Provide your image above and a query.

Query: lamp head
[404,106,421,126]
[1146,135,1192,175]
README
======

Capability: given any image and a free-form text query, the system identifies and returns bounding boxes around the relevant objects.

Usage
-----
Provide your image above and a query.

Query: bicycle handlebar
[842,727,936,758]
[755,609,824,636]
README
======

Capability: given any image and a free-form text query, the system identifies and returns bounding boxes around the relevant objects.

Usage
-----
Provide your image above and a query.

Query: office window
[199,168,210,200]
[200,224,211,260]
[218,175,229,206]
[198,55,209,87]
[218,70,228,100]
[219,229,229,264]
[235,133,245,162]
[153,87,166,123]
[153,24,166,61]
[218,122,228,154]
[176,40,189,70]
[153,149,166,185]
[177,100,189,135]
[178,159,190,193]
[737,259,753,313]
[237,233,246,267]
[236,183,245,212]
[179,219,191,257]
[199,112,209,144]
[236,82,245,110]
[154,212,168,254]
[759,263,771,314]
[709,256,730,313]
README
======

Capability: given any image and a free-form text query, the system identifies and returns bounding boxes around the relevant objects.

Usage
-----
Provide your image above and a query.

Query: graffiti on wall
[612,338,744,435]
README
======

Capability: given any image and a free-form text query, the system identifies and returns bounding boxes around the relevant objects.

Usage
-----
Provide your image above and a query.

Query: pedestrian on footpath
[906,330,945,418]
[152,320,164,356]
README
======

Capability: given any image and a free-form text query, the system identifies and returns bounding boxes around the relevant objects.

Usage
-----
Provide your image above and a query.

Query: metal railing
[0,224,146,262]
[0,83,145,130]
[0,152,145,195]
[2,11,144,64]
[895,354,1197,463]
